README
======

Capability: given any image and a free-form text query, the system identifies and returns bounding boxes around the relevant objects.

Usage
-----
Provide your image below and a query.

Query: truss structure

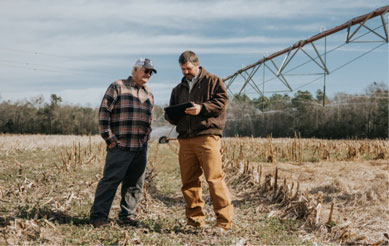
[223,6,389,106]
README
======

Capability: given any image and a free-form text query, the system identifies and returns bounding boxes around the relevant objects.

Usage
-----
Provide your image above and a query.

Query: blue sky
[0,0,387,107]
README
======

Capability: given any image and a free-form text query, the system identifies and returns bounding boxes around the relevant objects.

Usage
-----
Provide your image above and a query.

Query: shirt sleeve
[148,90,154,133]
[99,83,118,145]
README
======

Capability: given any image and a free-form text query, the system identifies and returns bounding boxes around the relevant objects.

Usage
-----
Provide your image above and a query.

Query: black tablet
[164,102,194,121]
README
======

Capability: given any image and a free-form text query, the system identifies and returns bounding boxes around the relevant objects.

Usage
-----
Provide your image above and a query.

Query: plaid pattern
[99,76,154,151]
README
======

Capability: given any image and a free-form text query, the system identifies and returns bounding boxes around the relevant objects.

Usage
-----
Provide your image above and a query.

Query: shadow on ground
[1,205,89,227]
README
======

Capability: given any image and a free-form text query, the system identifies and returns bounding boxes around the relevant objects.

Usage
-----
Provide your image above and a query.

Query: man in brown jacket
[165,50,233,231]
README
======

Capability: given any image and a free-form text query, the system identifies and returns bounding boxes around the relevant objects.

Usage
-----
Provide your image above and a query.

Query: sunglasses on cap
[144,68,154,75]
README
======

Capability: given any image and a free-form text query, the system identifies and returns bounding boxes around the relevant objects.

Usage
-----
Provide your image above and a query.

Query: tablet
[164,102,194,121]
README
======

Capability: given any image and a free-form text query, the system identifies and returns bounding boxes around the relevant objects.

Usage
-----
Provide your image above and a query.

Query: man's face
[133,67,152,86]
[180,61,199,80]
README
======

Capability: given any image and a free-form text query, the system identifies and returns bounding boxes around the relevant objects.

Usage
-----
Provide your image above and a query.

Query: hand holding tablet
[164,102,194,121]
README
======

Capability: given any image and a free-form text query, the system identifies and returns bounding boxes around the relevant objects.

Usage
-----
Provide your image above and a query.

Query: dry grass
[220,137,389,245]
[0,134,388,245]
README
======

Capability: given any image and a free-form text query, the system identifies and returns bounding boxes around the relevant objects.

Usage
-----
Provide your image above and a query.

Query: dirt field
[0,135,388,245]
[257,160,389,240]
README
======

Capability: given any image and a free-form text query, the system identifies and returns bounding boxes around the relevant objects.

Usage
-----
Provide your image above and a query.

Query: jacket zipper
[187,85,192,137]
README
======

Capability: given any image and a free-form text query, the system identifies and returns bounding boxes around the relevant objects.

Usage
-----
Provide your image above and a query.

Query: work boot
[91,220,109,228]
[119,217,140,227]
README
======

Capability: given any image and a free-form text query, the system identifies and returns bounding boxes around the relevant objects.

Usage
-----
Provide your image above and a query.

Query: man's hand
[108,141,117,148]
[185,103,202,115]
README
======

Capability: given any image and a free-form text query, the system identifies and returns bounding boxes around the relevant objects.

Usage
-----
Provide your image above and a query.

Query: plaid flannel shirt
[99,76,154,151]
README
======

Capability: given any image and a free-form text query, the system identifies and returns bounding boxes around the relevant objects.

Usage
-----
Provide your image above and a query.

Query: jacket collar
[181,66,206,87]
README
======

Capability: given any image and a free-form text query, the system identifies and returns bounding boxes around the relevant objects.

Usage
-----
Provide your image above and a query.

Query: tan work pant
[178,135,233,229]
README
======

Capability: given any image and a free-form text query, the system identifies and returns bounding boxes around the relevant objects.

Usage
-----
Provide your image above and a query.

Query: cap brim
[144,65,157,73]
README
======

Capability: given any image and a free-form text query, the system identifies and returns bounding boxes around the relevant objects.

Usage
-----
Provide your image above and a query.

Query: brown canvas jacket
[165,67,229,138]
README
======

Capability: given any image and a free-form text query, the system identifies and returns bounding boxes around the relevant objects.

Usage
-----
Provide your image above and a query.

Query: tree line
[0,82,387,139]
[0,94,99,135]
[224,82,388,139]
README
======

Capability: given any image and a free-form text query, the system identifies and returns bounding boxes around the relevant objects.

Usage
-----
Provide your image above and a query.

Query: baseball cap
[134,58,157,73]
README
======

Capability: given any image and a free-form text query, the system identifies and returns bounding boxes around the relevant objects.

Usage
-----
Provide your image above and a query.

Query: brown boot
[118,217,140,227]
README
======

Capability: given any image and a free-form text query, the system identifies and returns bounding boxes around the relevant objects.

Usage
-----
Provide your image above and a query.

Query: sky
[0,0,388,107]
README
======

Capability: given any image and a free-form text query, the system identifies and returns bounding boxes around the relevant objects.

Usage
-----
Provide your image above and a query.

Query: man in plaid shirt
[90,58,156,228]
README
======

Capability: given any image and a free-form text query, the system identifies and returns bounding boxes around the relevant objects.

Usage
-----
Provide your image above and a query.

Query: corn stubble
[221,136,388,245]
[0,134,388,245]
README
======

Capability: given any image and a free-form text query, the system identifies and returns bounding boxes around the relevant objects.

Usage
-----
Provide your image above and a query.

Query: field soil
[258,160,389,241]
[0,135,388,245]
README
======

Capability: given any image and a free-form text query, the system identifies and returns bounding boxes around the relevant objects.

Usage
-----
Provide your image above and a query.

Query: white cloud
[1,0,382,23]
[0,0,387,106]
[1,0,385,58]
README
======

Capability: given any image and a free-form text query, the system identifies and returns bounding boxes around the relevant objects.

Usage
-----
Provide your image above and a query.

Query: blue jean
[90,146,147,222]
